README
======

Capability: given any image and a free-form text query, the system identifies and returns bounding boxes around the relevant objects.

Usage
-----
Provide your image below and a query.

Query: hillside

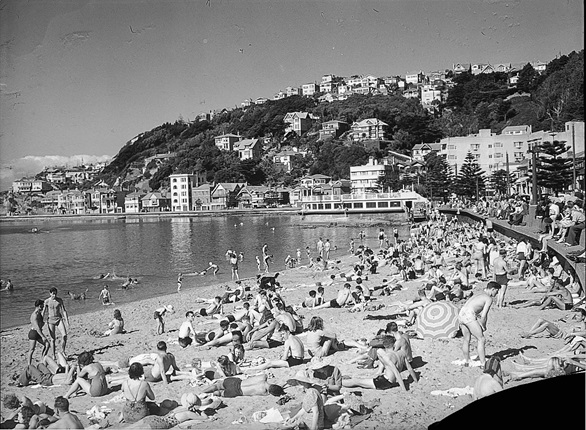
[96,50,583,192]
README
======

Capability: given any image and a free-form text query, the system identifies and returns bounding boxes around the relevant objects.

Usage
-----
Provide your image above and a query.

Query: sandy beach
[0,243,579,429]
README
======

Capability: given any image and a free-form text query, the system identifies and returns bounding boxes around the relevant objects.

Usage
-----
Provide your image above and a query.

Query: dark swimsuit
[222,377,243,397]
[373,374,393,390]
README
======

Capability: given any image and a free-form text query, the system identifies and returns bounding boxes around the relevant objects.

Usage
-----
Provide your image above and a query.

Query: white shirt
[516,242,527,254]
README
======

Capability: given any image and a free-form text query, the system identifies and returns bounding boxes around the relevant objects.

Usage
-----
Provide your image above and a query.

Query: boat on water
[297,189,429,220]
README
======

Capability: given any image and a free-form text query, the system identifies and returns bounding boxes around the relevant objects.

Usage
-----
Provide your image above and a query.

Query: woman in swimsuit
[64,351,109,399]
[121,362,156,423]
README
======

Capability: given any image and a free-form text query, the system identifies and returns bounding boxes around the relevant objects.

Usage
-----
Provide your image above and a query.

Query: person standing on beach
[177,273,183,293]
[28,300,49,365]
[229,252,240,281]
[324,239,331,261]
[317,238,324,258]
[255,256,261,272]
[262,244,271,273]
[42,288,69,359]
[459,282,500,366]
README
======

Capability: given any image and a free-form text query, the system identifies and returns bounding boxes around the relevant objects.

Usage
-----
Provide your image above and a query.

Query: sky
[0,0,583,190]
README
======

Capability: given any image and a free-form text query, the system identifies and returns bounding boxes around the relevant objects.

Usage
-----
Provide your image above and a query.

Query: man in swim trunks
[98,285,112,305]
[178,311,196,348]
[200,374,285,397]
[143,341,180,385]
[244,324,305,371]
[313,283,353,309]
[341,336,415,391]
[492,248,509,308]
[458,281,500,366]
[42,288,69,359]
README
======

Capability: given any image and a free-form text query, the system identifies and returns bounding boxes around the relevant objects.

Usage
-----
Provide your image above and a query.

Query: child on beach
[154,305,174,335]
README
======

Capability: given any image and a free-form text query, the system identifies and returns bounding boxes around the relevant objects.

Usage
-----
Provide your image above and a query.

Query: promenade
[441,208,585,291]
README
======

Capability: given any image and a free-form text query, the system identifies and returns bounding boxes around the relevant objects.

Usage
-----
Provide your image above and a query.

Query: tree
[424,152,453,200]
[536,139,573,195]
[489,169,513,196]
[376,165,402,192]
[516,63,540,93]
[456,152,486,200]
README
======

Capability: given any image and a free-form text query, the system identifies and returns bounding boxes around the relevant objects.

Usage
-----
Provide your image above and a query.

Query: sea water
[0,213,409,329]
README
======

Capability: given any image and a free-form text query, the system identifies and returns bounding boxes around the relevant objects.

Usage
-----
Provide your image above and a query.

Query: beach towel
[451,355,482,367]
[252,407,287,423]
[430,386,474,397]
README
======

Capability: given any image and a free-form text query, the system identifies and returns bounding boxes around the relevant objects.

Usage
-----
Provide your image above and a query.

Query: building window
[181,178,186,182]
[488,144,492,148]
[489,154,493,158]
[514,141,523,149]
[471,144,480,151]
[495,153,503,158]
[495,142,503,148]
[172,178,177,183]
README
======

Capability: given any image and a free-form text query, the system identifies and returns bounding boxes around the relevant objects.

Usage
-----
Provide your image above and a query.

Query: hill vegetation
[97,50,583,192]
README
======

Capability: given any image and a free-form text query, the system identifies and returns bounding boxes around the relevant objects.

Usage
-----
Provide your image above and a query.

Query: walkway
[440,208,585,291]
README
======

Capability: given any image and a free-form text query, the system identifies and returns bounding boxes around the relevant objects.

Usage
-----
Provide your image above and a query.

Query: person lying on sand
[287,358,343,399]
[521,308,586,339]
[17,353,76,387]
[342,336,417,391]
[244,324,305,371]
[473,356,503,400]
[506,356,586,381]
[198,374,285,398]
[196,296,223,317]
[512,281,574,311]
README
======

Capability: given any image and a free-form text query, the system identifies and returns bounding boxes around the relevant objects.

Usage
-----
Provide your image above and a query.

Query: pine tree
[489,169,513,196]
[424,152,453,200]
[536,139,572,195]
[457,152,486,200]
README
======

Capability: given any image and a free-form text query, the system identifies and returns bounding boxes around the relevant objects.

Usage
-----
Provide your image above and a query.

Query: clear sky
[0,0,583,189]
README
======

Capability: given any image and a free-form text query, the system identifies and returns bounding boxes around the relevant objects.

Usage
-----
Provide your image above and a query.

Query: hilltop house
[319,120,350,140]
[412,143,443,162]
[273,149,307,172]
[234,138,262,160]
[284,112,319,135]
[351,118,388,142]
[215,134,241,151]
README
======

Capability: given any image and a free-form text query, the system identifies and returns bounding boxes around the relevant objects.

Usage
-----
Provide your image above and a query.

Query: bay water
[0,213,408,329]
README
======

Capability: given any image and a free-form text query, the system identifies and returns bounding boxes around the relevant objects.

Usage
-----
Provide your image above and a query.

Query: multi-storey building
[350,157,393,193]
[214,134,241,151]
[169,171,206,211]
[439,121,585,175]
[351,118,388,142]
[284,112,319,135]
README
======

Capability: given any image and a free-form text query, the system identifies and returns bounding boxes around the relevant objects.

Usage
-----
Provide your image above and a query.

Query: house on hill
[215,134,242,151]
[319,120,350,141]
[234,138,262,160]
[284,112,319,136]
[351,118,388,142]
[412,143,443,162]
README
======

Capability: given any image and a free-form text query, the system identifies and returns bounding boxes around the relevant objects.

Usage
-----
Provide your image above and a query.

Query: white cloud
[0,154,112,191]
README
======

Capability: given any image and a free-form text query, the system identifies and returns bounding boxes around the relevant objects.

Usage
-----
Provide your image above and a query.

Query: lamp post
[527,137,541,205]
[571,122,577,192]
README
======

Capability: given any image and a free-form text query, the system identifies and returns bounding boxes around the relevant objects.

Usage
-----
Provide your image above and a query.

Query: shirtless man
[492,249,509,308]
[458,281,501,366]
[178,311,196,348]
[538,282,574,311]
[46,396,83,429]
[386,322,413,363]
[42,288,69,358]
[274,302,297,333]
[342,336,417,391]
[313,283,354,309]
[98,285,113,306]
[200,374,285,398]
[244,325,305,371]
[143,341,180,385]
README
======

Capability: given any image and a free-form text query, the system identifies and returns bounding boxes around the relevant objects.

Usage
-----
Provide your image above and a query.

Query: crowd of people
[3,203,586,429]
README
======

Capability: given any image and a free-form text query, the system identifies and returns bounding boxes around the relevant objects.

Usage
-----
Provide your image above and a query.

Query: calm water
[0,214,409,329]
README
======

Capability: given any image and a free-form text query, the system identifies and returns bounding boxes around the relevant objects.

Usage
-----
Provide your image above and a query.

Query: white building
[439,121,585,175]
[350,157,393,193]
[169,172,206,212]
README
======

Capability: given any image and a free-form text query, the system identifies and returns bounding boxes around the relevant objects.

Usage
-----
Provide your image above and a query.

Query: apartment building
[170,171,206,211]
[350,157,393,193]
[439,121,585,174]
[301,83,317,96]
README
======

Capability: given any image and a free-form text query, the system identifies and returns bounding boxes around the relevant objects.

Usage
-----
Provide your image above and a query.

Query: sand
[0,249,577,429]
